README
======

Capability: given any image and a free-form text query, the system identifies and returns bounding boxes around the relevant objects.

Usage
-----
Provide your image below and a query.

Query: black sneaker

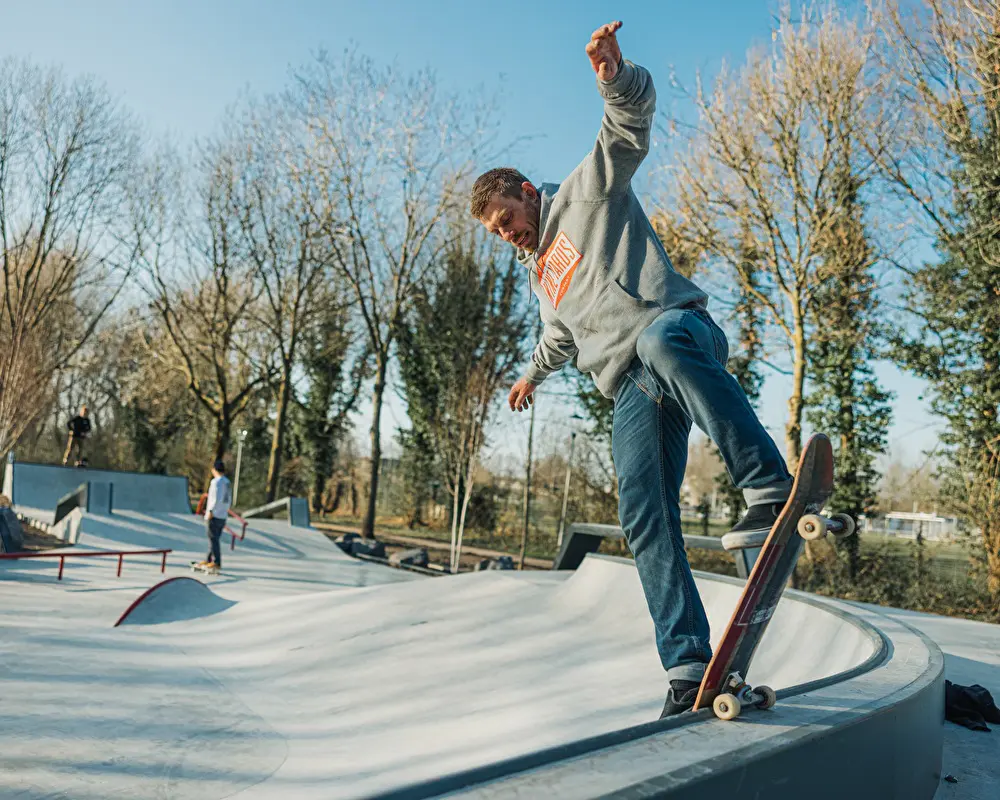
[659,679,702,718]
[728,502,785,536]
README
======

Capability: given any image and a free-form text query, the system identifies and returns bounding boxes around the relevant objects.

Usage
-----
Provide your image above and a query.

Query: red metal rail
[0,549,171,580]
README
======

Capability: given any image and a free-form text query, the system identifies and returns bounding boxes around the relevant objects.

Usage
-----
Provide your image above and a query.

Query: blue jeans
[206,516,226,567]
[612,306,791,679]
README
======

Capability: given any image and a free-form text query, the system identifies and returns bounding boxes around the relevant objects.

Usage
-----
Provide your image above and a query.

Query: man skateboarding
[470,21,793,717]
[63,404,92,466]
[197,460,232,574]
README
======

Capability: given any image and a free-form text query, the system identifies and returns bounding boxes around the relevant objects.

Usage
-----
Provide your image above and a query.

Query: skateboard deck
[693,433,837,719]
[190,561,220,575]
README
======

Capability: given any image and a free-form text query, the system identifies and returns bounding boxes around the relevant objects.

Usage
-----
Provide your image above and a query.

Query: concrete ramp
[3,461,190,514]
[115,576,236,626]
[553,555,879,689]
[75,554,890,798]
[0,543,943,800]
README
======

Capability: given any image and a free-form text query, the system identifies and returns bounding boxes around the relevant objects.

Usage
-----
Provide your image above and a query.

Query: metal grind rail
[0,548,172,580]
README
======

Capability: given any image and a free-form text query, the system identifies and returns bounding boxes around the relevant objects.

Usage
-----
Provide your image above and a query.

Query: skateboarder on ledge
[470,21,793,717]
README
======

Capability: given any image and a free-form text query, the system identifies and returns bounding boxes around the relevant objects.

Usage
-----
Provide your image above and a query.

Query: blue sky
[3,0,940,466]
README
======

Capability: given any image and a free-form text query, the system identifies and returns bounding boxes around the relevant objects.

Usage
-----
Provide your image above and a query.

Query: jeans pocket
[619,358,661,404]
[712,322,730,365]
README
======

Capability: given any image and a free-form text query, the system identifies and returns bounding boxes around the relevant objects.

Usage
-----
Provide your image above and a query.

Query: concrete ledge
[555,523,760,578]
[371,561,944,800]
[242,496,310,528]
[3,461,189,514]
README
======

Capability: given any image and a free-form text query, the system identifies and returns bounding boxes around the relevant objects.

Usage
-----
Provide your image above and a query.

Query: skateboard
[190,561,220,575]
[693,433,856,721]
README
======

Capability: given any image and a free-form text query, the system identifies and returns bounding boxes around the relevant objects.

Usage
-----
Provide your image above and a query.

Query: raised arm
[584,21,656,196]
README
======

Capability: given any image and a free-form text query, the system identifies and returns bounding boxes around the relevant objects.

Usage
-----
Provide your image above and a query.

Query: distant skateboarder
[470,21,793,716]
[62,405,91,466]
[197,460,232,574]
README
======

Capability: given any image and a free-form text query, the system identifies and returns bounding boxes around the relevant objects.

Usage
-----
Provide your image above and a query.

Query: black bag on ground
[945,680,1000,731]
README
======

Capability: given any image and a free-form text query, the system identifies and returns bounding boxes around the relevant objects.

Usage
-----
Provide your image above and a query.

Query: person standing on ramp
[469,20,793,717]
[199,460,232,574]
[62,405,91,466]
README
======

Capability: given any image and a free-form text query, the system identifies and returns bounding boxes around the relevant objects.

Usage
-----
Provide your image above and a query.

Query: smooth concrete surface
[4,508,420,602]
[856,603,1000,800]
[432,591,941,800]
[3,460,191,514]
[0,495,923,800]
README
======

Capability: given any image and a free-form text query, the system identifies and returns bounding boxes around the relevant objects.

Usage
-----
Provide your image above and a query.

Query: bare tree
[662,3,891,461]
[867,0,996,241]
[292,49,498,538]
[0,59,141,458]
[237,102,331,502]
[135,143,273,470]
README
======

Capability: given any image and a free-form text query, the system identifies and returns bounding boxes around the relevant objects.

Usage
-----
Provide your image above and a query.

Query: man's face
[479,183,541,253]
[80,406,88,416]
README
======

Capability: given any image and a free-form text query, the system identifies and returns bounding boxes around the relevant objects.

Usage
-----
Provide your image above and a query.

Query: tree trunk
[311,459,327,515]
[785,319,807,591]
[361,358,388,540]
[310,437,335,515]
[265,369,292,503]
[211,412,231,489]
[449,467,462,573]
[785,320,807,465]
[329,480,344,513]
[455,474,475,573]
[840,392,860,583]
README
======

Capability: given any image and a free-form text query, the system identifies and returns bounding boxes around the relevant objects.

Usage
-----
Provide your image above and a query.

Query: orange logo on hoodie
[537,231,582,309]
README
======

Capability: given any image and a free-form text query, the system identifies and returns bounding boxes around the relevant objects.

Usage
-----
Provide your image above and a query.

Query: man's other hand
[586,21,623,81]
[508,378,537,413]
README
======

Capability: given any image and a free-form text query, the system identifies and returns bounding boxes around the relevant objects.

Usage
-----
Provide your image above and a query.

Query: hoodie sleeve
[583,59,655,197]
[523,303,579,385]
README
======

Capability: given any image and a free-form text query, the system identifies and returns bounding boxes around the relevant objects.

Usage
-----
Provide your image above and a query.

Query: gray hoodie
[518,59,708,398]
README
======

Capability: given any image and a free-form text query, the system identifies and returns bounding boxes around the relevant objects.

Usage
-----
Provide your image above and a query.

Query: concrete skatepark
[0,461,994,798]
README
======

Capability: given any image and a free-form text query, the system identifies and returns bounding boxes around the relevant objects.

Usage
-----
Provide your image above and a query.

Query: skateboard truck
[796,512,855,541]
[711,671,777,721]
[720,510,856,552]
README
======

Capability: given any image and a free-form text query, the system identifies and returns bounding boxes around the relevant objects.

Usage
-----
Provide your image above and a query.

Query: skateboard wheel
[713,693,742,721]
[755,685,777,710]
[798,514,827,541]
[831,513,856,538]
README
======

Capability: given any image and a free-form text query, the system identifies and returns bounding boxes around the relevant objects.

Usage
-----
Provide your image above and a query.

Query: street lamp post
[233,429,248,508]
[557,431,577,549]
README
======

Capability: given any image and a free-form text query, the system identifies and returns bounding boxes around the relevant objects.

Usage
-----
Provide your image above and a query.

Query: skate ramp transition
[0,552,941,799]
[362,558,943,800]
[3,460,190,514]
[115,576,236,626]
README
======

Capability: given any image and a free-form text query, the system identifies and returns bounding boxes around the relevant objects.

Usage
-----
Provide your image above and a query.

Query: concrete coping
[372,557,945,800]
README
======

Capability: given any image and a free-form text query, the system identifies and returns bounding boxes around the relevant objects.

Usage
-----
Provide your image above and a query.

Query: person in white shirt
[200,460,232,573]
